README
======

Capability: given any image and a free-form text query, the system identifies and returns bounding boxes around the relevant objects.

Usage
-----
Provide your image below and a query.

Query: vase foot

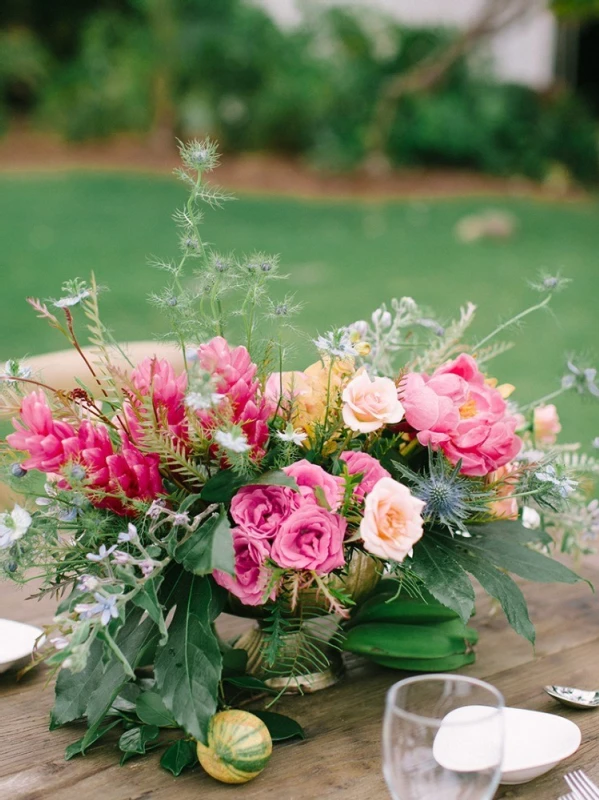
[234,619,344,694]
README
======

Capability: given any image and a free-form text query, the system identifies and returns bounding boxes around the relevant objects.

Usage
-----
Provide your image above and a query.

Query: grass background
[0,171,597,443]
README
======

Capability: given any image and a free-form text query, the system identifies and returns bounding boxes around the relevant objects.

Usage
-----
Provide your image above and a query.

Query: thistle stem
[473,293,552,352]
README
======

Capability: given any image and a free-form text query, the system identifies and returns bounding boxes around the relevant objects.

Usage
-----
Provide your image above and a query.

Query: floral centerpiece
[1,141,596,780]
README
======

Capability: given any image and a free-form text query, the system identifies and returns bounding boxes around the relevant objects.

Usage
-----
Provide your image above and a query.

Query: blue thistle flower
[392,448,494,532]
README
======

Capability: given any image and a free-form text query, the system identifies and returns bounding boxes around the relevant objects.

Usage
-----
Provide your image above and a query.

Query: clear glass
[383,674,505,800]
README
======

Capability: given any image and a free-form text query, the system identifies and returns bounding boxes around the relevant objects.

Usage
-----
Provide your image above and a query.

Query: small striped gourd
[196,710,272,784]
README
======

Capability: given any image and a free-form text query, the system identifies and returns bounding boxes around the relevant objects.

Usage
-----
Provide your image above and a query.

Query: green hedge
[1,2,598,183]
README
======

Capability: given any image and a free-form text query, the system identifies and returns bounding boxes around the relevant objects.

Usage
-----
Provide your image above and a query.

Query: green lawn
[0,171,597,444]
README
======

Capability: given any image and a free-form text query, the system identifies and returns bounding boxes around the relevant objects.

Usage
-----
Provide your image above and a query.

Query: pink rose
[340,451,390,500]
[400,354,522,477]
[213,529,277,607]
[342,371,405,433]
[230,484,299,539]
[283,459,344,512]
[270,505,346,575]
[534,404,561,446]
[360,477,424,562]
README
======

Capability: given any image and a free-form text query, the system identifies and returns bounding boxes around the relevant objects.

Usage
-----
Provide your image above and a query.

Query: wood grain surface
[2,559,599,800]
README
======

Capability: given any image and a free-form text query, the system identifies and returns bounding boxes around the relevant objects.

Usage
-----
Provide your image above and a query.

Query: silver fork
[565,770,599,799]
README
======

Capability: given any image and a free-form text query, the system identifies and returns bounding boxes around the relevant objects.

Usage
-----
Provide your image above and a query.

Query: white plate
[434,705,581,785]
[0,618,44,674]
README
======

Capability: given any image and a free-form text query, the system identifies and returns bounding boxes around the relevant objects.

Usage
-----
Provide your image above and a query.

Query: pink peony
[213,529,277,606]
[400,354,521,477]
[197,337,272,458]
[283,459,344,512]
[340,451,391,500]
[270,504,346,575]
[7,391,80,473]
[230,484,300,539]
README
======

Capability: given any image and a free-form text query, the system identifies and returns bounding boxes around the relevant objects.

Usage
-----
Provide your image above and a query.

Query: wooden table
[2,559,599,800]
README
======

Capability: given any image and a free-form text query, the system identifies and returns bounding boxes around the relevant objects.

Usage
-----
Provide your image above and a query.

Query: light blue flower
[118,523,138,543]
[76,593,119,626]
[86,544,117,562]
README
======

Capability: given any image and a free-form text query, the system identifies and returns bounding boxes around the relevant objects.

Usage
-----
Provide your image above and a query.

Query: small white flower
[118,523,138,542]
[348,320,369,338]
[0,504,32,549]
[371,308,392,328]
[276,427,308,447]
[112,550,131,566]
[139,559,155,577]
[593,437,599,449]
[214,430,251,454]
[522,507,541,530]
[185,391,225,411]
[50,636,70,651]
[146,501,166,520]
[172,512,190,526]
[77,574,99,592]
[2,359,32,383]
[86,544,117,562]
[53,289,90,308]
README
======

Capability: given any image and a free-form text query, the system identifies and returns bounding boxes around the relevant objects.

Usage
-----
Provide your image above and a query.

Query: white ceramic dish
[433,705,581,785]
[0,618,44,674]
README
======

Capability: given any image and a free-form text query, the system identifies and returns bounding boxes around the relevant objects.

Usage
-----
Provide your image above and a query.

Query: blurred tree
[364,0,554,169]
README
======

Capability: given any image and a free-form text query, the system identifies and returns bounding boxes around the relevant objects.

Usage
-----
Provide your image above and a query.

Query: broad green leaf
[160,739,198,776]
[83,609,159,749]
[118,724,160,754]
[466,524,582,586]
[174,508,234,576]
[223,675,272,692]
[64,719,121,760]
[220,640,248,677]
[81,566,187,749]
[132,575,168,644]
[201,470,246,503]
[409,537,475,623]
[453,548,536,643]
[135,691,176,728]
[251,711,305,742]
[201,469,299,503]
[50,637,105,729]
[154,574,223,744]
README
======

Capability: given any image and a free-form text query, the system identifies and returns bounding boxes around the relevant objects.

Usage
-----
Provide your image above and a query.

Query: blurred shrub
[0,27,50,131]
[37,12,153,140]
[2,1,598,183]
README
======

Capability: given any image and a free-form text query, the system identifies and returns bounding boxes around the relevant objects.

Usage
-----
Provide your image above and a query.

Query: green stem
[518,387,568,413]
[473,294,552,352]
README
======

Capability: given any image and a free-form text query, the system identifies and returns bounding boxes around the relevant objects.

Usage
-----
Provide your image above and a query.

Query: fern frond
[475,340,515,365]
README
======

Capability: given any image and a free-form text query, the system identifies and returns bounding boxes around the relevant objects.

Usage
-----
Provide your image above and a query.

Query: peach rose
[488,464,518,520]
[342,372,404,433]
[534,404,561,446]
[360,477,425,561]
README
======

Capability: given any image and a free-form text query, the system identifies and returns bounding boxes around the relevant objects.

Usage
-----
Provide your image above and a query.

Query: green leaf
[154,574,223,744]
[201,469,299,504]
[466,523,583,586]
[135,691,176,728]
[160,739,198,776]
[132,575,168,644]
[251,711,305,742]
[50,637,105,729]
[64,719,121,760]
[82,609,160,749]
[118,724,160,754]
[409,537,475,623]
[220,640,248,677]
[174,508,234,576]
[223,675,272,692]
[250,470,299,491]
[453,547,536,643]
[201,470,245,503]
